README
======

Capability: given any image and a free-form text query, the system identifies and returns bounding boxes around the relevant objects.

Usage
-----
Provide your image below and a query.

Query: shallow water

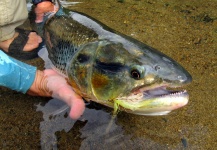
[0,0,216,149]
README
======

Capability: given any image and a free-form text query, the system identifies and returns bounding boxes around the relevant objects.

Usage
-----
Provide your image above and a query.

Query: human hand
[34,1,58,23]
[27,69,85,119]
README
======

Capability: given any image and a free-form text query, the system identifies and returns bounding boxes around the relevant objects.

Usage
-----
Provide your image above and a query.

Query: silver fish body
[35,0,192,115]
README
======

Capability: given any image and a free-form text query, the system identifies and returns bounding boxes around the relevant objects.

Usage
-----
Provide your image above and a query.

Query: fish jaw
[114,86,189,115]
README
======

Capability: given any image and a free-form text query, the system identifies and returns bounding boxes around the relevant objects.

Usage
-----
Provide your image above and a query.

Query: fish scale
[44,15,98,74]
[32,0,192,115]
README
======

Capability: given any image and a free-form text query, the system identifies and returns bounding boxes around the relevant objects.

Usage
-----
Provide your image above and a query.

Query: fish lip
[116,84,189,115]
[141,85,188,100]
[124,84,188,102]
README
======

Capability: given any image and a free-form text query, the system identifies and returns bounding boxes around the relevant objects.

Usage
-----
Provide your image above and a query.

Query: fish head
[67,39,192,115]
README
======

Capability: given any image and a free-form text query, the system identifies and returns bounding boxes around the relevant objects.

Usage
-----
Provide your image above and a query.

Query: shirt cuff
[0,50,37,93]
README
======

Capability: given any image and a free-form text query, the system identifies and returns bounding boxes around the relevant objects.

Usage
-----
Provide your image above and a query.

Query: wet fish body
[36,0,192,115]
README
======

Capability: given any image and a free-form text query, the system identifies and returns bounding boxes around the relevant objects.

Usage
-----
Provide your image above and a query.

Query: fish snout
[178,71,192,84]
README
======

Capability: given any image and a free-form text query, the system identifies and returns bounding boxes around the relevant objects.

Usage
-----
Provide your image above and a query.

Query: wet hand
[34,1,58,23]
[27,69,85,119]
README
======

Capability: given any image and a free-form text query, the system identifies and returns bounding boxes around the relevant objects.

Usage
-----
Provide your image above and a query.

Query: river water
[0,0,216,149]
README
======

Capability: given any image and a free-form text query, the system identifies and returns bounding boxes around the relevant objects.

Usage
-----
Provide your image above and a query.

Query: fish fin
[50,104,70,117]
[113,100,120,116]
[59,1,83,7]
[38,47,53,69]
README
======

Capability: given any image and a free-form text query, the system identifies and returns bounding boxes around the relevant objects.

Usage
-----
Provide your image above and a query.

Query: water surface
[0,0,216,149]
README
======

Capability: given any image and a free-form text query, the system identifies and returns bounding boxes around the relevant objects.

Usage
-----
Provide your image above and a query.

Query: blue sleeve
[0,50,37,93]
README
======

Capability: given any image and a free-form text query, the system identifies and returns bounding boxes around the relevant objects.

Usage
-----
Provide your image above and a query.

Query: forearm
[0,50,36,93]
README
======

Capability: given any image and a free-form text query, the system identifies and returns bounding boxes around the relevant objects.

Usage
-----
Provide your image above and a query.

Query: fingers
[52,85,85,119]
[43,69,58,76]
[24,32,42,51]
[69,96,85,119]
[27,70,51,97]
[45,71,85,119]
[28,70,85,119]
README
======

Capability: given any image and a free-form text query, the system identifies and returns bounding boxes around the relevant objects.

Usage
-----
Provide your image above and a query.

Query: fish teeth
[160,90,187,97]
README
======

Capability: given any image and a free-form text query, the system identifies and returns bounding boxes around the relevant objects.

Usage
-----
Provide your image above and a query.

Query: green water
[0,0,216,149]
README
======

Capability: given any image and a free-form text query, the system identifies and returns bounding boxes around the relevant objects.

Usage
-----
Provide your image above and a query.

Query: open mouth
[115,85,189,116]
[143,86,187,100]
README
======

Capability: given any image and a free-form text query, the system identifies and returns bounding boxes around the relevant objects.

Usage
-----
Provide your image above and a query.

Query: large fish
[31,0,192,115]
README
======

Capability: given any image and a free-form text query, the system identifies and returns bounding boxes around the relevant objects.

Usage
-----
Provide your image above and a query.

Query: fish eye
[131,69,141,80]
[130,65,145,80]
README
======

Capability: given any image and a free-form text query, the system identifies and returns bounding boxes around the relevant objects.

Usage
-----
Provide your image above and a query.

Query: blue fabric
[0,50,37,93]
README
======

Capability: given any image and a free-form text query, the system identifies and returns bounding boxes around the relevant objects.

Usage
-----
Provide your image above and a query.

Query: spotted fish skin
[44,14,98,74]
[32,0,192,115]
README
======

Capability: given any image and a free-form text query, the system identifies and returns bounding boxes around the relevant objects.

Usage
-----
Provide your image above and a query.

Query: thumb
[60,88,85,119]
[51,84,85,119]
[68,96,85,119]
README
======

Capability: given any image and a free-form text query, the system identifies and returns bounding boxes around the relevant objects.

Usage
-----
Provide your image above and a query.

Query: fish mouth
[115,85,189,115]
